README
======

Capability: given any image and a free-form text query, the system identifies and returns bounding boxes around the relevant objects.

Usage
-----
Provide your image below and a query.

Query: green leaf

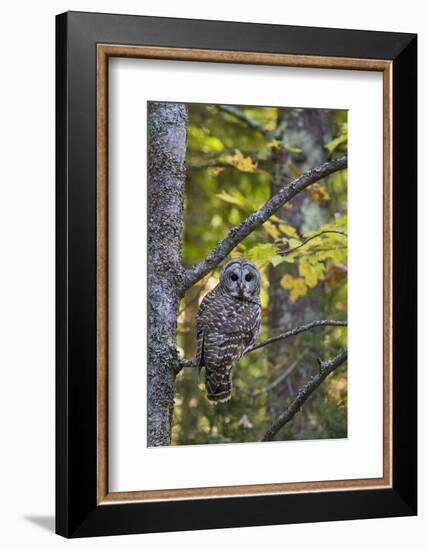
[266,139,282,149]
[283,143,303,153]
[325,133,348,153]
[281,254,297,264]
[287,238,302,248]
[334,214,348,230]
[216,190,246,208]
[246,243,293,269]
[188,126,224,153]
[270,255,286,267]
[228,207,241,225]
[247,243,278,264]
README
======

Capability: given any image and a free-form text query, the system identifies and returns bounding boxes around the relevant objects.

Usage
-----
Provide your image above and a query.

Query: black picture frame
[56,10,417,538]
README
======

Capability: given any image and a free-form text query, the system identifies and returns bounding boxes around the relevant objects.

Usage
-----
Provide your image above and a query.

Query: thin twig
[182,156,347,292]
[250,350,308,397]
[246,320,347,353]
[306,246,347,253]
[217,105,272,138]
[216,106,295,146]
[176,319,347,373]
[187,161,231,170]
[261,348,348,442]
[278,230,347,256]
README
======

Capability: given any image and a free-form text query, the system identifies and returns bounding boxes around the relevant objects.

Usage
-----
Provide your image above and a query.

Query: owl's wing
[243,305,262,353]
[195,325,204,374]
[220,300,261,348]
[195,290,216,372]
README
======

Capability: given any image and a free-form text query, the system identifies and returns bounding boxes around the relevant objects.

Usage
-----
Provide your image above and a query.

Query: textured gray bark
[147,102,188,446]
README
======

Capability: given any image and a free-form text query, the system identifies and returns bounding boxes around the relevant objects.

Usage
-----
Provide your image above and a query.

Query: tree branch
[217,105,272,138]
[175,319,347,374]
[216,106,297,144]
[246,319,347,353]
[181,156,347,292]
[261,348,348,442]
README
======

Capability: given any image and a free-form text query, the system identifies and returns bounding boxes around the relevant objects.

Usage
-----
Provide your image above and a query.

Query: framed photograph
[56,11,417,538]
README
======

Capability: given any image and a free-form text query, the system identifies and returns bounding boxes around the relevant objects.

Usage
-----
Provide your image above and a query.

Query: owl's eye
[230,273,239,281]
[245,273,253,282]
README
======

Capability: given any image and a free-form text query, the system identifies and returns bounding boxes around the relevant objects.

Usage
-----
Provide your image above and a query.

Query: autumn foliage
[174,104,348,445]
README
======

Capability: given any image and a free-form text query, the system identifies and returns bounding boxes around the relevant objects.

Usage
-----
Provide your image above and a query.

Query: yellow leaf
[264,120,276,131]
[224,149,258,173]
[207,166,224,176]
[263,221,281,240]
[280,274,295,289]
[290,279,307,301]
[280,274,308,301]
[288,161,303,178]
[260,286,269,309]
[304,183,330,204]
[278,223,299,238]
[299,258,325,288]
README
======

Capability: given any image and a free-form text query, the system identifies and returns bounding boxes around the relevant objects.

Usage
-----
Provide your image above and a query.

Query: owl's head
[219,259,261,302]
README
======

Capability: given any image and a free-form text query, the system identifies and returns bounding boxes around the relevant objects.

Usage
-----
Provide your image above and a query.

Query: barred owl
[196,259,261,403]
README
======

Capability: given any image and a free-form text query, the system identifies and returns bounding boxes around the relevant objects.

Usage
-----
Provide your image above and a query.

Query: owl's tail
[205,366,233,403]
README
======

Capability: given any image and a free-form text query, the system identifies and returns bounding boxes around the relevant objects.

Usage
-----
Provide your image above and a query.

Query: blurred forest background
[173,103,348,445]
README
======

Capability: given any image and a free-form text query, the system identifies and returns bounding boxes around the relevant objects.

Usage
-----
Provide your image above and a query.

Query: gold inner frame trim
[96,44,393,504]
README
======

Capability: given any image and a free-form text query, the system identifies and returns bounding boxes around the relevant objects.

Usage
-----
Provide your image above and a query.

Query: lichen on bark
[147,102,188,446]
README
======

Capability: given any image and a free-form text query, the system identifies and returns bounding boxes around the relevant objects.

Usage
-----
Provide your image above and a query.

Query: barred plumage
[196,259,261,403]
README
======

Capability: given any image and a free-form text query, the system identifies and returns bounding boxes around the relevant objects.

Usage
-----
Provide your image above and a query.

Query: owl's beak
[239,282,244,296]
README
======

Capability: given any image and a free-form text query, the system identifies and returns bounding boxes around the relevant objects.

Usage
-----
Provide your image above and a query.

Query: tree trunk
[269,108,333,326]
[267,108,333,438]
[147,102,188,446]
